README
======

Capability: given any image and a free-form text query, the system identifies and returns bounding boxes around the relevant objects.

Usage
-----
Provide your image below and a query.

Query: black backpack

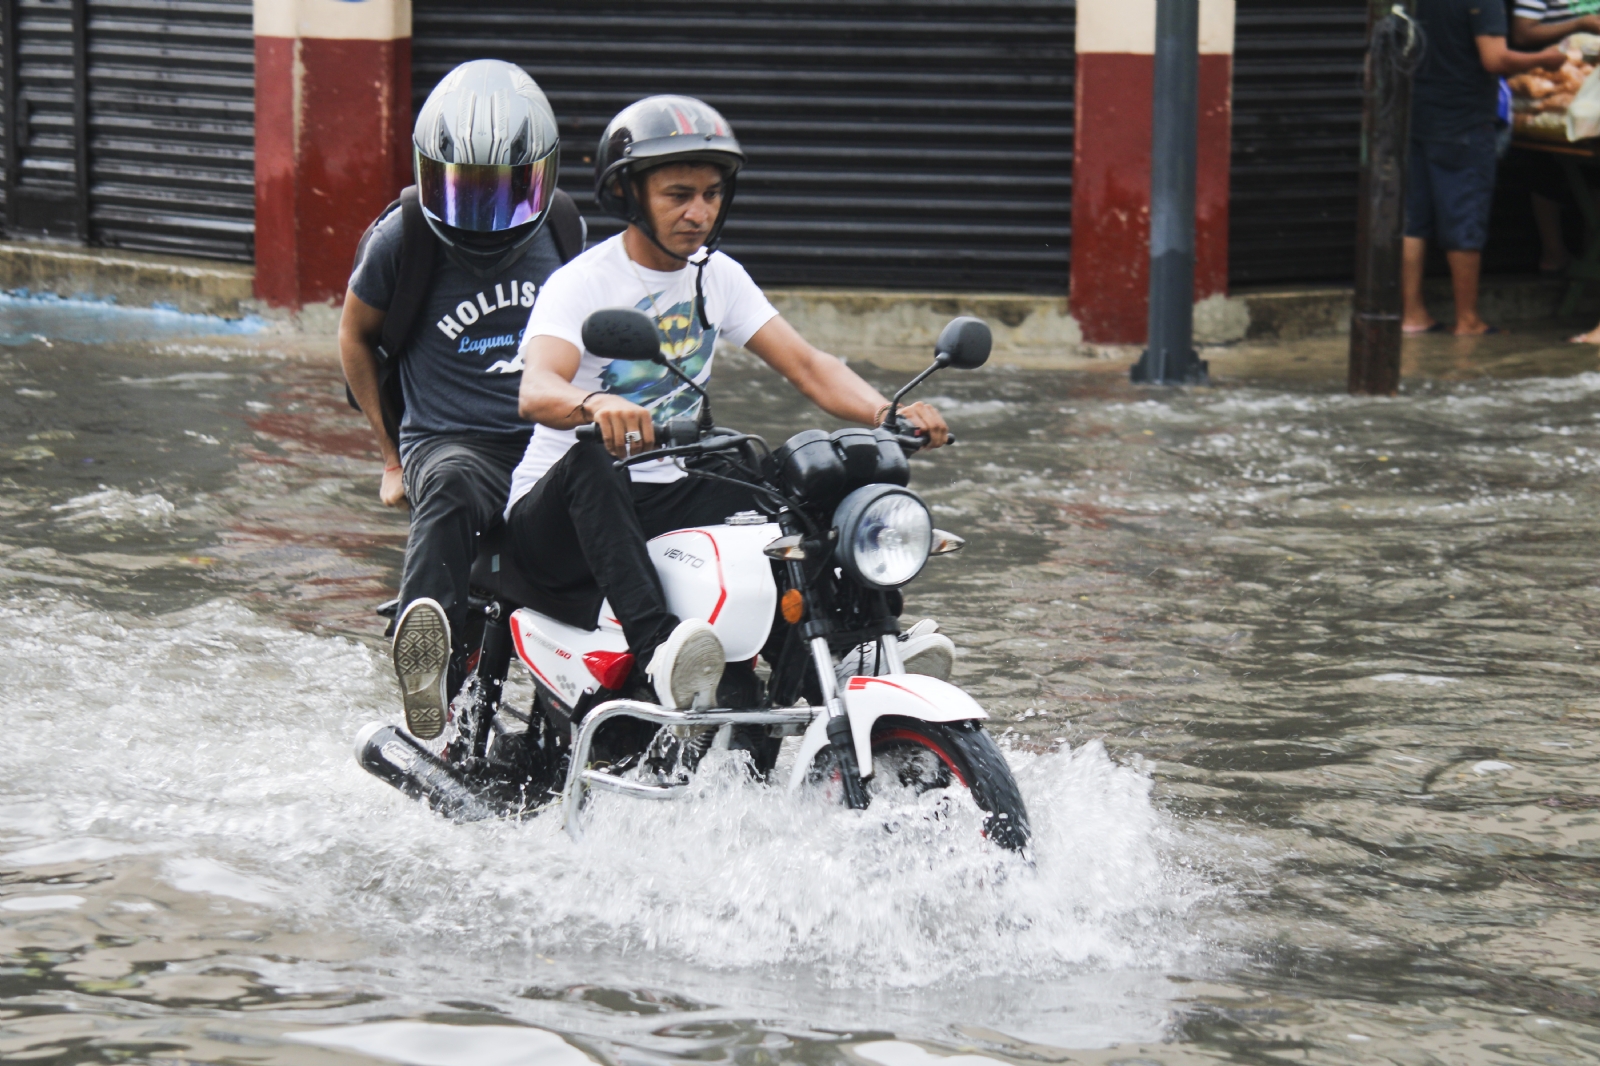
[345,186,585,444]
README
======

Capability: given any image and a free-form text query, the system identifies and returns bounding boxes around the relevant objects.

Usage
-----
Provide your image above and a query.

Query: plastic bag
[1566,64,1600,140]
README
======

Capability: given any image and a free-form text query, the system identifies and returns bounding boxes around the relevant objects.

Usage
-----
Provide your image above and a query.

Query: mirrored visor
[415,147,559,233]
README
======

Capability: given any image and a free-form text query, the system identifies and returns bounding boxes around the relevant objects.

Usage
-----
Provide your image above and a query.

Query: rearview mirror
[582,308,662,362]
[935,316,991,370]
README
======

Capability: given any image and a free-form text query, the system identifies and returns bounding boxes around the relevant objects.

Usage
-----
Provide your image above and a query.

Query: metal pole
[1349,0,1416,396]
[1133,0,1208,386]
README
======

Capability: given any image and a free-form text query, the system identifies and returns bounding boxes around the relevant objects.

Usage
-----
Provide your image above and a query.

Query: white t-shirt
[506,234,779,509]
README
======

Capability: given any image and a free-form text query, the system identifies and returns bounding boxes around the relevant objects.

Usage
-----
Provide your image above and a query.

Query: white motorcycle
[356,310,1029,850]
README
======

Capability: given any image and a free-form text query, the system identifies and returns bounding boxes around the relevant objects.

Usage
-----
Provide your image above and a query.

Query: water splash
[0,591,1211,994]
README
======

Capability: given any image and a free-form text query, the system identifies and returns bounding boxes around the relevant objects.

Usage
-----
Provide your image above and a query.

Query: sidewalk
[3,238,1597,375]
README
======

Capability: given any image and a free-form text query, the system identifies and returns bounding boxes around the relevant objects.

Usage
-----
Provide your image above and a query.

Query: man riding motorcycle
[505,95,956,710]
[341,60,580,741]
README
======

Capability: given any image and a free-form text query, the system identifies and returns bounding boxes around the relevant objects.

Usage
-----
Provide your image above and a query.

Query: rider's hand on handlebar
[380,465,408,509]
[893,401,950,448]
[585,393,656,459]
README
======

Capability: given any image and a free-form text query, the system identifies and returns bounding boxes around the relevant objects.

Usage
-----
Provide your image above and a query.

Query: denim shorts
[1404,125,1498,252]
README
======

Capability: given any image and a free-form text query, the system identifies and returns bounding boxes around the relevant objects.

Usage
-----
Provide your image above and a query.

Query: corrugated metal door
[1228,0,1367,287]
[0,0,254,259]
[0,0,89,241]
[412,0,1074,293]
[86,0,254,260]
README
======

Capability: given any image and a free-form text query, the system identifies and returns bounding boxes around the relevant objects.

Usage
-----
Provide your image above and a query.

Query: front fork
[809,634,870,809]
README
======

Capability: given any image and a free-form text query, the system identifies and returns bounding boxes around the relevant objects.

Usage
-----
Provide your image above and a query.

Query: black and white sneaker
[647,619,726,710]
[392,597,451,740]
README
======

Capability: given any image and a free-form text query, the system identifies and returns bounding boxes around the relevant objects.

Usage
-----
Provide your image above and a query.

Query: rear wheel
[817,717,1030,851]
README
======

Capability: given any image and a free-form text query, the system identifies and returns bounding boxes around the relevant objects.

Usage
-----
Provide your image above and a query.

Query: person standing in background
[1404,0,1565,335]
[1510,0,1600,275]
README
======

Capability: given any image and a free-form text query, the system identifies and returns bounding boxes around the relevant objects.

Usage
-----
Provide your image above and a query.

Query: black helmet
[414,59,560,271]
[594,95,744,259]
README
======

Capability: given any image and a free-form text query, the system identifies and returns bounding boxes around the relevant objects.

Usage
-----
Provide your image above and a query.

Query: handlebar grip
[892,424,956,450]
[575,422,602,443]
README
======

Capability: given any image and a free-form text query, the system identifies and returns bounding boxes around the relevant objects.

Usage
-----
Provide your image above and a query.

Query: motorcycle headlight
[832,485,933,590]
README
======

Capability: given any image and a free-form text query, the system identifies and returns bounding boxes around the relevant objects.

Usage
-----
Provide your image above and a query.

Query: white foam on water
[50,488,176,529]
[1370,673,1458,686]
[2,837,139,866]
[0,893,84,911]
[165,856,288,905]
[856,1042,1006,1066]
[0,591,1216,1005]
[287,1021,596,1066]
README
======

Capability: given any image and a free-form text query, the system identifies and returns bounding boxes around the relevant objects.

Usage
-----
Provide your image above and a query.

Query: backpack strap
[547,188,585,264]
[344,186,438,445]
[381,186,437,360]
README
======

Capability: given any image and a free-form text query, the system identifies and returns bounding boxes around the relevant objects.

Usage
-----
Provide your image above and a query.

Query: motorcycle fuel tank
[509,521,781,704]
[647,521,779,661]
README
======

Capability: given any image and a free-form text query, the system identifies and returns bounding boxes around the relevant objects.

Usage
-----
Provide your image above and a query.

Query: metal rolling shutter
[1,0,89,241]
[1228,0,1368,287]
[86,0,254,260]
[412,0,1074,293]
[0,0,253,259]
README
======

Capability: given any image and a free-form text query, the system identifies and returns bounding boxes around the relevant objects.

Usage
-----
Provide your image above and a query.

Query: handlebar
[576,419,953,458]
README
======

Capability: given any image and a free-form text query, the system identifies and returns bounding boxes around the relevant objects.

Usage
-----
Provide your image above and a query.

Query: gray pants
[398,432,529,644]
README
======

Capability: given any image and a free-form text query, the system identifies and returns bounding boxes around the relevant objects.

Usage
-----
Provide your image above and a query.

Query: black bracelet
[573,390,606,422]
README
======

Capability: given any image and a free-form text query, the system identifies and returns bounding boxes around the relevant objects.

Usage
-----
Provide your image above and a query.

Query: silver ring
[624,430,643,444]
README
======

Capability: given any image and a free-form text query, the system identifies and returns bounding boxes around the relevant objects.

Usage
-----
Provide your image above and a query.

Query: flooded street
[2,299,1599,1065]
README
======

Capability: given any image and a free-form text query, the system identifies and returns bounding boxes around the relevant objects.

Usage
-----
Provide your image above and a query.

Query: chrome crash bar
[562,699,814,840]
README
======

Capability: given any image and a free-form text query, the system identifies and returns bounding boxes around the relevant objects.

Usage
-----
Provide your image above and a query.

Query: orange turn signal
[781,588,805,624]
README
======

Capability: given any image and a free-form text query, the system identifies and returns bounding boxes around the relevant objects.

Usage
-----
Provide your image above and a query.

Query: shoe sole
[661,626,726,709]
[394,603,449,740]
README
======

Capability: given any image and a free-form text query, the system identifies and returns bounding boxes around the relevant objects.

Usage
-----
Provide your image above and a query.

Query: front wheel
[817,717,1030,851]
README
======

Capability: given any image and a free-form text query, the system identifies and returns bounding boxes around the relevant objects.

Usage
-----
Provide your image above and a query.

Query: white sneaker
[647,619,725,710]
[392,597,451,740]
[835,618,955,688]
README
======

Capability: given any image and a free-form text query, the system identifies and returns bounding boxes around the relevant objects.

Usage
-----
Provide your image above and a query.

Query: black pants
[505,441,763,656]
[399,432,530,643]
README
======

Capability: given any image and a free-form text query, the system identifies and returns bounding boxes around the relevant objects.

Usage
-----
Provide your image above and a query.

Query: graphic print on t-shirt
[599,293,715,423]
[433,279,540,376]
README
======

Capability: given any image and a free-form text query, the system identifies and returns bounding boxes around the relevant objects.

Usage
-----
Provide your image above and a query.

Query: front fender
[785,674,988,791]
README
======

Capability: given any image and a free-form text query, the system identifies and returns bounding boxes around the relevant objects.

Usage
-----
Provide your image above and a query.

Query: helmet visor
[415,146,558,233]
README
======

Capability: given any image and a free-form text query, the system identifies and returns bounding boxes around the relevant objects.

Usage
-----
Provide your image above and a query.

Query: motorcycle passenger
[507,95,953,710]
[341,60,573,741]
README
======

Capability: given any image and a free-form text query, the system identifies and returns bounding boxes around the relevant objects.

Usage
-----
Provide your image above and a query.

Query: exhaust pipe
[354,722,492,822]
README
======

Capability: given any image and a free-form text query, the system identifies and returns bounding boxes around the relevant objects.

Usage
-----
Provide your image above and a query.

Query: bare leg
[1446,250,1489,335]
[1401,236,1436,333]
[1569,320,1600,343]
[1532,194,1569,272]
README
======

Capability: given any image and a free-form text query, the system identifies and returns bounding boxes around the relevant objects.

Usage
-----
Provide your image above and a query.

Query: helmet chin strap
[620,177,732,331]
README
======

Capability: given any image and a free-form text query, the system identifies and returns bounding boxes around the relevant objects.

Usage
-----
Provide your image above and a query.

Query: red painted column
[1070,0,1235,345]
[254,1,413,308]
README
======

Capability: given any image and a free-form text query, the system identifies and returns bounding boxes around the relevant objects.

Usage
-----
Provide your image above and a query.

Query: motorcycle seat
[468,521,552,613]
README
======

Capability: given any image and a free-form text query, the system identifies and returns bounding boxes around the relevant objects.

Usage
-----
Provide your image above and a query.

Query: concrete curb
[2,238,1596,356]
[0,239,255,317]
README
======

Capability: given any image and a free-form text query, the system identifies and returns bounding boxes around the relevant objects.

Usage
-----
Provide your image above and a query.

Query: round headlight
[833,485,933,589]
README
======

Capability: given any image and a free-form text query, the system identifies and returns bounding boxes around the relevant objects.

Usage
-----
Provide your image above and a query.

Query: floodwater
[2,302,1599,1065]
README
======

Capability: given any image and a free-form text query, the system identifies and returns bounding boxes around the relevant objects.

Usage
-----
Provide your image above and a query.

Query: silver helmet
[414,60,560,252]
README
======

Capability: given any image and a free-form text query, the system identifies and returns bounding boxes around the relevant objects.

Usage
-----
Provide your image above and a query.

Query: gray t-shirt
[349,212,564,459]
